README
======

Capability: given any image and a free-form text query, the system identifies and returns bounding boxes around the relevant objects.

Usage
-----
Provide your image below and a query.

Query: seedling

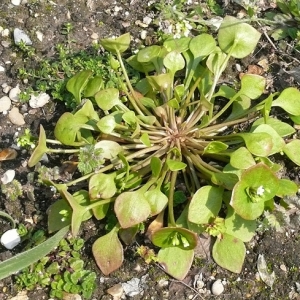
[28,17,300,279]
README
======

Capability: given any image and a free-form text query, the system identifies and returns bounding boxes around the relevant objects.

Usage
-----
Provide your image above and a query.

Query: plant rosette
[27,16,300,279]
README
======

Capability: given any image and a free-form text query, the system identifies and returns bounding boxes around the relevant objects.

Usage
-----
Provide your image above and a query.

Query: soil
[1,0,300,300]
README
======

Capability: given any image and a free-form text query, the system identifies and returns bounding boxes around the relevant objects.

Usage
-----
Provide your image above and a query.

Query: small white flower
[1,229,21,249]
[256,186,265,196]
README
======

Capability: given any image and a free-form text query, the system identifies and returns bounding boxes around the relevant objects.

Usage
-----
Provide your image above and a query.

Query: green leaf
[240,74,266,99]
[206,50,227,75]
[152,227,197,250]
[114,190,151,228]
[151,157,162,178]
[230,163,279,220]
[137,45,161,63]
[84,76,103,97]
[272,87,300,115]
[92,227,123,275]
[97,115,116,134]
[212,233,245,273]
[276,179,298,197]
[94,140,123,160]
[251,117,295,137]
[189,34,216,60]
[54,113,86,146]
[147,73,173,92]
[100,33,131,54]
[145,187,168,216]
[166,159,187,171]
[163,36,191,53]
[95,88,120,111]
[188,186,223,224]
[0,226,69,280]
[66,70,93,105]
[122,111,136,126]
[283,139,300,166]
[203,141,228,154]
[163,51,185,74]
[157,247,194,280]
[28,125,49,167]
[89,173,117,199]
[140,132,151,147]
[74,99,99,122]
[167,98,180,109]
[218,16,261,58]
[237,132,273,157]
[252,124,285,155]
[225,206,256,242]
[211,172,239,190]
[230,147,256,169]
[48,199,72,233]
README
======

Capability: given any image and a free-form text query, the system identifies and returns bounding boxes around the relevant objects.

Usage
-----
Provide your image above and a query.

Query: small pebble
[8,84,21,102]
[1,28,9,37]
[1,229,21,250]
[14,28,32,45]
[0,65,5,72]
[29,92,50,108]
[0,96,12,112]
[1,170,15,184]
[140,30,147,40]
[36,31,43,42]
[91,32,99,40]
[211,279,224,296]
[8,107,25,125]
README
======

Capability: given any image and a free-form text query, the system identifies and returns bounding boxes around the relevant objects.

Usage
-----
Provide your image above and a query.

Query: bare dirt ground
[1,0,300,299]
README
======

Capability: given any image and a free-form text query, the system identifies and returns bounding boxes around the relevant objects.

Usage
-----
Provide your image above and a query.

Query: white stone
[29,92,50,108]
[1,170,16,184]
[211,279,224,296]
[0,96,12,112]
[9,84,21,102]
[11,0,21,5]
[36,31,43,42]
[91,32,99,40]
[143,16,152,25]
[1,29,9,37]
[8,107,25,125]
[0,65,5,72]
[1,229,21,250]
[14,28,32,45]
[140,30,147,40]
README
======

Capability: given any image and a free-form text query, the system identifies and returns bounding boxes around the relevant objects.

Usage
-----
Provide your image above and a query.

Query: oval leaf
[230,147,256,169]
[212,233,246,273]
[272,87,300,115]
[188,186,223,224]
[283,139,300,166]
[145,188,168,216]
[89,173,117,199]
[218,16,261,59]
[95,88,120,111]
[95,140,123,160]
[114,191,151,228]
[163,51,185,74]
[92,228,124,275]
[100,33,131,54]
[167,159,187,171]
[189,34,216,60]
[240,74,266,99]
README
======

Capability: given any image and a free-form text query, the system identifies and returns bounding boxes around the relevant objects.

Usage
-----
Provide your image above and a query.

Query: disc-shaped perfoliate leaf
[163,51,185,74]
[166,159,187,171]
[252,124,285,155]
[203,141,228,154]
[218,16,261,59]
[157,247,194,280]
[147,73,173,91]
[126,55,155,73]
[151,227,198,250]
[212,233,245,273]
[95,88,120,111]
[97,115,116,134]
[189,33,216,60]
[48,199,72,233]
[94,140,122,160]
[74,99,99,122]
[240,74,266,99]
[145,188,168,216]
[114,191,151,228]
[28,125,48,167]
[237,132,273,157]
[230,163,279,220]
[92,228,123,275]
[100,33,131,54]
[84,76,103,98]
[206,50,227,75]
[283,139,300,166]
[66,70,93,105]
[89,173,117,200]
[272,87,300,115]
[251,117,295,137]
[225,206,256,242]
[276,179,298,197]
[137,45,162,63]
[73,190,93,221]
[54,112,85,146]
[188,186,223,224]
[230,147,256,169]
